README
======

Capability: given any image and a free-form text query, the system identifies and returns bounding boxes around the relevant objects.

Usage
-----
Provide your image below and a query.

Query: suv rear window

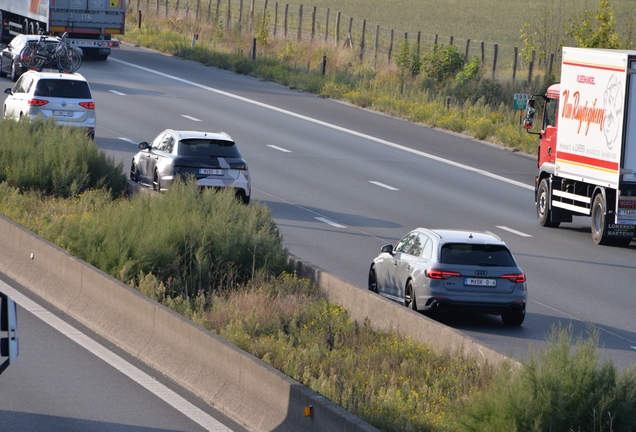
[440,244,516,267]
[178,139,241,158]
[34,79,92,99]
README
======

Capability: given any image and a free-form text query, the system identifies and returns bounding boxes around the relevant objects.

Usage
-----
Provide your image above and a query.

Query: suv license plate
[53,110,73,117]
[464,278,496,287]
[199,168,223,175]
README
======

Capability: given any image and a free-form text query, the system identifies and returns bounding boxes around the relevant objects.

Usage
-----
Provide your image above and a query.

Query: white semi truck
[525,47,636,245]
[0,0,126,60]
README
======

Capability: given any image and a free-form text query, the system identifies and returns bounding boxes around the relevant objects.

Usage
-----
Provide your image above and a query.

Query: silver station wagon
[368,228,527,326]
[130,129,251,204]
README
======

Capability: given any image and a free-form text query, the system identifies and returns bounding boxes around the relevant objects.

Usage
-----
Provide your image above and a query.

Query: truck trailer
[0,0,125,60]
[525,47,636,246]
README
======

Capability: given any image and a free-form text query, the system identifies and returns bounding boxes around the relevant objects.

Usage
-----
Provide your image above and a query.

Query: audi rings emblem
[474,270,488,275]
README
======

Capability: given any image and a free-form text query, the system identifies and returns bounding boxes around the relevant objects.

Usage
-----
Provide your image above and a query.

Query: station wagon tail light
[425,269,461,279]
[28,99,48,106]
[229,160,248,170]
[501,273,526,283]
[79,101,95,109]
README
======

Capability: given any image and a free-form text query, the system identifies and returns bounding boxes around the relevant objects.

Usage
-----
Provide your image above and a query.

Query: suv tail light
[501,273,526,283]
[28,99,48,106]
[426,269,461,279]
[229,160,248,170]
[79,102,95,109]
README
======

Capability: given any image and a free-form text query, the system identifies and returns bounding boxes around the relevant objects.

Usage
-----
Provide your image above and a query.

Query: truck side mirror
[0,292,19,374]
[524,99,536,129]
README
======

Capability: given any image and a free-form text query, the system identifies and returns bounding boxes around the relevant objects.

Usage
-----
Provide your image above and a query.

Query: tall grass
[0,118,127,197]
[460,326,636,432]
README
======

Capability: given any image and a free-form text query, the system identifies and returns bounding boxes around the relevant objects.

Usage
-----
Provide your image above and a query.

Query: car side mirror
[381,244,394,255]
[138,141,149,150]
[4,88,12,95]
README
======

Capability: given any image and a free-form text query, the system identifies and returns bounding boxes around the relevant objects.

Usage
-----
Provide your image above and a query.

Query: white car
[130,129,251,204]
[3,70,96,138]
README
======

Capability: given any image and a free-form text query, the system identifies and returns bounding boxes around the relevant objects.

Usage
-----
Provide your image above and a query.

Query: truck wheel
[537,179,559,227]
[591,194,611,245]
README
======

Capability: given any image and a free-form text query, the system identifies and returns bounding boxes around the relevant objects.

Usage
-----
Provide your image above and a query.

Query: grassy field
[271,0,634,48]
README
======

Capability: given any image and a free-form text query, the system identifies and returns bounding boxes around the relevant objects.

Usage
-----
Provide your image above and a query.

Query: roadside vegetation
[1,119,635,431]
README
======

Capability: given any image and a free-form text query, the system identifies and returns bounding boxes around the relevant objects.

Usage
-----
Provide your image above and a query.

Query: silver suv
[3,70,96,138]
[368,228,528,325]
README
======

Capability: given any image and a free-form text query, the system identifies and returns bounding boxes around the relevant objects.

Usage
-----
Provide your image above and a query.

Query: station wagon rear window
[34,79,92,99]
[440,244,516,267]
[179,139,241,158]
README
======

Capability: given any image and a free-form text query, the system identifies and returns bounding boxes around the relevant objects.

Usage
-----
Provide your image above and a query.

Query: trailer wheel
[591,194,611,245]
[537,179,559,227]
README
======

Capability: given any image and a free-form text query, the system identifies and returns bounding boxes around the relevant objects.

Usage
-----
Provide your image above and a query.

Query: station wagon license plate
[53,110,73,117]
[199,168,223,176]
[464,278,496,287]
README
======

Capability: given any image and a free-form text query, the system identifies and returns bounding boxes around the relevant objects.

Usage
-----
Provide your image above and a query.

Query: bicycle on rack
[19,33,82,73]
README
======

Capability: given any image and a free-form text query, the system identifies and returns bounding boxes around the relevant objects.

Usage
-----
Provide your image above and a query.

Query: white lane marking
[267,145,292,153]
[532,298,636,346]
[109,57,534,191]
[369,181,399,191]
[181,115,202,122]
[0,280,233,432]
[496,226,532,237]
[119,137,139,145]
[315,217,347,228]
[108,90,127,96]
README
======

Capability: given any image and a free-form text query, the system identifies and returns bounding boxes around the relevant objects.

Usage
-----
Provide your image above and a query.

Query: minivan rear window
[179,139,241,158]
[440,244,516,267]
[34,79,92,99]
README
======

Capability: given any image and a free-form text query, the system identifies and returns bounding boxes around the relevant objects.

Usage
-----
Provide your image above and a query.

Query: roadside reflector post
[321,55,326,75]
[192,33,199,47]
[304,405,313,417]
[138,10,142,29]
[252,38,256,60]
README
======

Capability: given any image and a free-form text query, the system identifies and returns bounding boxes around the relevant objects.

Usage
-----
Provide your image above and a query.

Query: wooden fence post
[250,0,255,29]
[347,16,353,48]
[263,0,268,17]
[480,41,485,67]
[388,28,394,63]
[359,19,366,60]
[311,6,316,42]
[207,0,212,20]
[374,24,379,67]
[324,8,329,42]
[528,49,535,84]
[156,0,160,14]
[449,35,453,45]
[226,0,231,28]
[273,3,278,35]
[335,11,341,45]
[238,0,243,24]
[434,34,438,45]
[512,47,518,83]
[492,43,498,80]
[464,39,470,62]
[284,4,288,38]
[297,4,303,41]
[549,53,555,76]
[196,0,200,20]
[417,31,421,57]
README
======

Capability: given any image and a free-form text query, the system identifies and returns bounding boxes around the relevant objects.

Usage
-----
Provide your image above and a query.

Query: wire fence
[134,0,560,82]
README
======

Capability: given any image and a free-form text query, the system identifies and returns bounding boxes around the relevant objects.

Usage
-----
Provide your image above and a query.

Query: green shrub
[0,118,126,197]
[460,326,636,432]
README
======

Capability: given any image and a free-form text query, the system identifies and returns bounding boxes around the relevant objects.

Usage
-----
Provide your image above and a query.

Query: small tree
[519,0,564,66]
[565,0,622,48]
[421,44,463,82]
[395,39,422,77]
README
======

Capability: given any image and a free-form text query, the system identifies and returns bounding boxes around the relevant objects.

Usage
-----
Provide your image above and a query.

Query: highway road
[1,41,635,428]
